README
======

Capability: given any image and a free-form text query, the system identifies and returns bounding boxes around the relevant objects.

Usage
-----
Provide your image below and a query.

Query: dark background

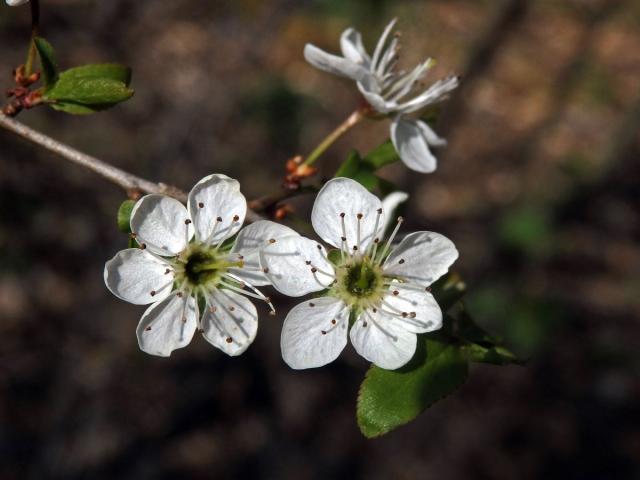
[1,0,639,478]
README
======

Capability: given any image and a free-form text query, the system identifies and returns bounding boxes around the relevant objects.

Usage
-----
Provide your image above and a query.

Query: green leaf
[327,248,342,266]
[334,150,381,191]
[357,334,469,438]
[362,141,400,169]
[59,63,132,86]
[430,272,467,312]
[334,150,362,178]
[117,199,136,233]
[463,343,521,366]
[34,37,59,87]
[49,102,118,115]
[44,77,134,105]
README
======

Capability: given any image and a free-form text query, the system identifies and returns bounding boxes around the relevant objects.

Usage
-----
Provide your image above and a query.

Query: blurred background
[1,0,639,478]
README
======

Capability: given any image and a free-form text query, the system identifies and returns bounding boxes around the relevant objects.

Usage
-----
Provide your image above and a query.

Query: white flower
[104,174,297,357]
[260,178,458,370]
[6,0,29,6]
[304,19,459,173]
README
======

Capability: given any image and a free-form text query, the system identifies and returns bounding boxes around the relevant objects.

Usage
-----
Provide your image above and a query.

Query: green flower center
[333,257,385,309]
[176,244,241,289]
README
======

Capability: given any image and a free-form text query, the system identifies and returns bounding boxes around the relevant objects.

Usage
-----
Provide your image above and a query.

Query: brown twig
[0,112,264,221]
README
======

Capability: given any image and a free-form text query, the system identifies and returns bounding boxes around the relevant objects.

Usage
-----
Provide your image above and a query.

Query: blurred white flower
[6,0,29,6]
[104,174,297,357]
[304,19,459,173]
[261,178,458,370]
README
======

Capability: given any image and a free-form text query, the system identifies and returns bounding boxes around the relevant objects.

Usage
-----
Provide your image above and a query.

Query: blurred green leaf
[431,272,467,312]
[45,77,134,105]
[362,141,400,169]
[34,37,58,87]
[335,150,379,190]
[59,64,132,86]
[463,343,521,366]
[357,333,468,438]
[49,102,119,115]
[117,199,136,233]
[498,206,552,257]
[327,248,342,266]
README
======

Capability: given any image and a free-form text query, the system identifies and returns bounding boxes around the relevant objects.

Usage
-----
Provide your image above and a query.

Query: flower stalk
[302,108,364,167]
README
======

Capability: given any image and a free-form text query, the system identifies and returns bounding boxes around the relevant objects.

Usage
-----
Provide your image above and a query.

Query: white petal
[311,177,384,252]
[390,117,439,173]
[340,28,371,67]
[304,44,368,81]
[383,231,459,286]
[357,77,395,114]
[398,75,459,114]
[130,194,192,256]
[228,220,299,287]
[201,288,258,356]
[260,235,335,297]
[136,292,198,357]
[104,248,174,305]
[188,174,247,245]
[6,0,29,5]
[381,191,409,233]
[381,283,442,334]
[281,297,349,369]
[371,18,398,72]
[349,310,417,370]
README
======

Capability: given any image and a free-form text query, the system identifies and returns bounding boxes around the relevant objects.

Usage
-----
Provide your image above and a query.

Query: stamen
[177,289,191,342]
[308,264,335,279]
[378,216,404,265]
[148,278,174,299]
[368,208,383,256]
[205,216,223,246]
[356,213,363,255]
[340,213,349,257]
[222,272,276,314]
[184,219,192,245]
[364,309,398,342]
[203,291,234,340]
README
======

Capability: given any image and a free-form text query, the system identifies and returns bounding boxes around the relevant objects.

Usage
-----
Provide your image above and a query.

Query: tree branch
[0,112,264,221]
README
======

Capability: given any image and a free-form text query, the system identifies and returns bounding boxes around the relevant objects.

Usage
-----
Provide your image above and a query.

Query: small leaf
[357,334,468,438]
[334,150,380,191]
[59,63,132,86]
[44,77,134,105]
[362,141,400,169]
[49,102,115,115]
[463,343,521,366]
[431,272,467,312]
[117,199,136,233]
[334,150,361,178]
[327,248,342,266]
[34,37,59,87]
